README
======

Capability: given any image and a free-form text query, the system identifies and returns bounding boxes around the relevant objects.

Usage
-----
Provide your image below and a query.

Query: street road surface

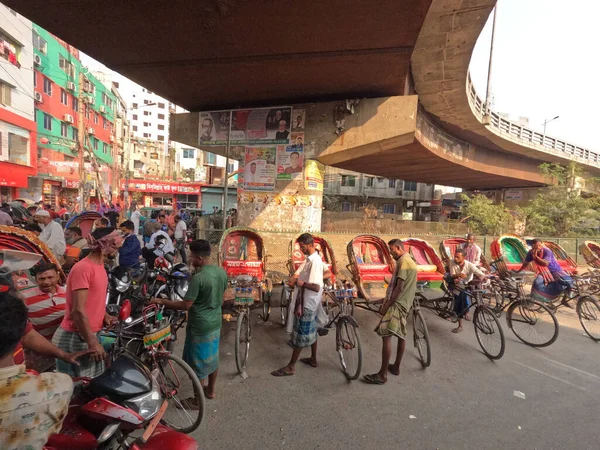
[186,291,599,450]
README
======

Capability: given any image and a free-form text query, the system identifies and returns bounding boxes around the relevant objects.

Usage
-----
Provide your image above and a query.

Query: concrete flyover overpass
[9,0,599,191]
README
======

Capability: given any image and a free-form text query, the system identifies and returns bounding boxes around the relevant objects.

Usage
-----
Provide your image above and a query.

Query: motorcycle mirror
[119,300,132,322]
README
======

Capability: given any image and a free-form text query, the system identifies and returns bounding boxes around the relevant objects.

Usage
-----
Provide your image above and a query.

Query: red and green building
[32,24,116,206]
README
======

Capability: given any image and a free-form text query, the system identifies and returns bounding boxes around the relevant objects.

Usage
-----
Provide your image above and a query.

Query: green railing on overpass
[467,74,600,168]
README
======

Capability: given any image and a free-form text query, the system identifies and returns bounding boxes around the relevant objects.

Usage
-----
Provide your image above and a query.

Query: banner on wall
[199,107,292,146]
[243,146,276,191]
[276,144,304,180]
[292,109,305,131]
[304,159,324,191]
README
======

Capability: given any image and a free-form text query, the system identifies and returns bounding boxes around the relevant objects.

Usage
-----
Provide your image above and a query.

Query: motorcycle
[45,302,201,450]
[144,252,190,352]
[106,262,148,312]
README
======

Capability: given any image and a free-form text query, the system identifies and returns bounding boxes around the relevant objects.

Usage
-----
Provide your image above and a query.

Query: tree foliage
[460,194,513,235]
[521,162,600,236]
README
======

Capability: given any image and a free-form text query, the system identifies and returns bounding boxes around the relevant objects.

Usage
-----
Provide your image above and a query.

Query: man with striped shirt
[21,263,66,340]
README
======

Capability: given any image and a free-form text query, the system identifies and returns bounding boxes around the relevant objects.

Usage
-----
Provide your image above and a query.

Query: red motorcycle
[44,302,200,450]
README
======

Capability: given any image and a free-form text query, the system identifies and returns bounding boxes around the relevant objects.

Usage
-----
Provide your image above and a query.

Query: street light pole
[542,115,559,145]
[484,4,498,116]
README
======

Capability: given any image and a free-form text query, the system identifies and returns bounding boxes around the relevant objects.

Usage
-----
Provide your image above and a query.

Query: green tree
[520,162,599,236]
[460,194,513,235]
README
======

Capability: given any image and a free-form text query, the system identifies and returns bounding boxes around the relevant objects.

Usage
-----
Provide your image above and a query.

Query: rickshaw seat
[417,272,444,282]
[357,264,391,281]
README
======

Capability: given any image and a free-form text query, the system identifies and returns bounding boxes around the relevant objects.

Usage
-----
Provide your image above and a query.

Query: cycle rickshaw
[218,227,273,374]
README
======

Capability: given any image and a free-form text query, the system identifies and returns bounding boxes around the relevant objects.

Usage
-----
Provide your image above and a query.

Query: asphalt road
[183,289,600,450]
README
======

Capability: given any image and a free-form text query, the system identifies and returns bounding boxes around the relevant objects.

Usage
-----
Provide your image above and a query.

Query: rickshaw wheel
[235,309,251,374]
[261,278,273,322]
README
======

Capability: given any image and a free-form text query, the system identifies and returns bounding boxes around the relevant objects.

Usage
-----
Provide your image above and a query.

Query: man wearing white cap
[35,210,66,259]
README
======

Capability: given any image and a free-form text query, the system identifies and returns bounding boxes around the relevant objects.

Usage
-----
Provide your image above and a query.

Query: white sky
[469,0,600,150]
[82,0,599,151]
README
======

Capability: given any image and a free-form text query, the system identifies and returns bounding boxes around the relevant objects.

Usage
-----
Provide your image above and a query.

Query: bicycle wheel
[280,284,289,326]
[336,319,362,381]
[156,353,204,433]
[412,309,431,368]
[507,299,559,347]
[577,295,600,341]
[473,305,505,360]
[261,279,273,322]
[235,309,251,373]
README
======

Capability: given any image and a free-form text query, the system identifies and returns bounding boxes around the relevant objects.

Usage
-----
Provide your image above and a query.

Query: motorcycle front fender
[134,425,198,450]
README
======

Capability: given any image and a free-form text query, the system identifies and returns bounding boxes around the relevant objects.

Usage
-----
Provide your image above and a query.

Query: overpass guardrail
[467,74,600,168]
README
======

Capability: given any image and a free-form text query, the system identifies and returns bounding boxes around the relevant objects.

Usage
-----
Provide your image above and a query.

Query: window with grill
[43,77,52,95]
[388,179,396,188]
[58,54,75,78]
[60,89,68,105]
[182,149,194,158]
[60,122,67,137]
[32,31,47,55]
[404,181,417,192]
[43,113,52,131]
[383,204,396,214]
[341,175,356,187]
[365,176,374,187]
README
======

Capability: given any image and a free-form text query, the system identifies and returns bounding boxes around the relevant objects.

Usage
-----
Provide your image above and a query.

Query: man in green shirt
[363,239,417,385]
[151,239,227,401]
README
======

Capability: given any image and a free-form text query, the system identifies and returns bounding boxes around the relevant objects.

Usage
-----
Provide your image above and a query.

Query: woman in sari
[516,239,572,304]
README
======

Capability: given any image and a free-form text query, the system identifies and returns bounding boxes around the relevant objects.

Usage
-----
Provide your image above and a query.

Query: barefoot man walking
[363,239,417,385]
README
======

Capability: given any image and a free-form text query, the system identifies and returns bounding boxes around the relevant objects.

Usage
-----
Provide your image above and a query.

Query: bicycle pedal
[317,328,329,336]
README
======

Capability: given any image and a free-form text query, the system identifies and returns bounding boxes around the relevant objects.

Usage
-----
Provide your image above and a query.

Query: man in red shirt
[21,263,66,340]
[52,227,122,377]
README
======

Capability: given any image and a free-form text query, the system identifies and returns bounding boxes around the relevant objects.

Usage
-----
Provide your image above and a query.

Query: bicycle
[412,283,432,368]
[321,286,363,381]
[447,280,506,360]
[108,302,205,433]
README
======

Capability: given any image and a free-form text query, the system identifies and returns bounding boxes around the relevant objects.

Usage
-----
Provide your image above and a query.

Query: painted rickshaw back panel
[401,238,445,288]
[346,235,394,302]
[543,241,578,275]
[218,227,267,302]
[288,234,338,284]
[580,240,600,269]
[490,235,530,272]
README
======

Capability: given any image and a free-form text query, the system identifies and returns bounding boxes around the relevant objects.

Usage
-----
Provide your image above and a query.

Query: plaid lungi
[52,327,105,378]
[375,303,409,339]
[291,308,318,348]
[182,327,221,380]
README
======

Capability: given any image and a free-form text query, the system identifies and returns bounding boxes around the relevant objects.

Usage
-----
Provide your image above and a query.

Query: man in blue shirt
[119,220,141,268]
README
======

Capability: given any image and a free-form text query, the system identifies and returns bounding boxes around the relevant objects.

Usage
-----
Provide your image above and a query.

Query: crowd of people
[0,211,576,448]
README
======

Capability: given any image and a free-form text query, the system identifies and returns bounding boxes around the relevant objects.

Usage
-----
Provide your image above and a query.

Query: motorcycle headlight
[175,278,189,298]
[125,372,162,420]
[115,278,130,293]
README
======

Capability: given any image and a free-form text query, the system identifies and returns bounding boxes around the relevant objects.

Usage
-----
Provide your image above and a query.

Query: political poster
[199,107,292,146]
[199,111,231,145]
[244,146,276,191]
[304,159,324,191]
[292,109,305,131]
[276,144,304,180]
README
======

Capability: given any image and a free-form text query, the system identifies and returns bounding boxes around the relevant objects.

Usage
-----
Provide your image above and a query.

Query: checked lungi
[52,327,105,378]
[182,327,221,380]
[291,308,318,348]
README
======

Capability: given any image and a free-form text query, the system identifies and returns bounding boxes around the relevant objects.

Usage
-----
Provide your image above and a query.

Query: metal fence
[196,228,589,284]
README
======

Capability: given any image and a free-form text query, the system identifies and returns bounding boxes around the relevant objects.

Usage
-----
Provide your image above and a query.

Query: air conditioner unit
[69,143,78,150]
[34,92,43,103]
[109,136,114,143]
[82,81,91,92]
[33,54,41,66]
[99,105,106,114]
[66,81,76,91]
[63,114,74,124]
[84,96,94,104]
[87,127,95,135]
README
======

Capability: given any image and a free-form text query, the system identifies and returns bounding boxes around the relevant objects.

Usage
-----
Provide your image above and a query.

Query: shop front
[120,179,204,209]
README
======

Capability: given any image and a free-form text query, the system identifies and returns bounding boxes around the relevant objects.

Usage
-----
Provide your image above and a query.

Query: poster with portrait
[244,146,276,191]
[304,159,325,191]
[292,109,305,131]
[199,107,292,146]
[198,111,231,145]
[276,144,304,180]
